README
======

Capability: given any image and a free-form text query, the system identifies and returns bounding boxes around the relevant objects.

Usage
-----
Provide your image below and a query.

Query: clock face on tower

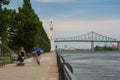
[50,27,53,30]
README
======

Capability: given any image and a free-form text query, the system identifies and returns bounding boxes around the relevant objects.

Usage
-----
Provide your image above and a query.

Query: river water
[57,49,120,80]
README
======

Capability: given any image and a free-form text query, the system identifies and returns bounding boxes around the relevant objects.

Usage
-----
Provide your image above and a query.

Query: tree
[7,10,20,50]
[0,0,51,53]
[8,0,50,52]
[0,0,10,42]
[0,9,10,44]
[0,0,10,56]
[0,0,10,11]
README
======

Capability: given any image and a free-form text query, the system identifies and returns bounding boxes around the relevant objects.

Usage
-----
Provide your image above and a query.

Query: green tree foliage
[0,0,10,55]
[94,45,117,51]
[0,0,10,11]
[8,0,50,52]
[0,0,51,53]
[0,9,10,44]
[7,10,21,49]
[0,0,10,40]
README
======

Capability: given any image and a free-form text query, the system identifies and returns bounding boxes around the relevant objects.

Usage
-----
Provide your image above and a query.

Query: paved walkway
[0,52,58,80]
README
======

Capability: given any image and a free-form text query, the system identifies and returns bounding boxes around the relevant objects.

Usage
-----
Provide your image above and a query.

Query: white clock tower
[49,18,55,51]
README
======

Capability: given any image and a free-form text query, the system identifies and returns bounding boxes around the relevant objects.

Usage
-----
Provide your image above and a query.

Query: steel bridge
[55,31,120,51]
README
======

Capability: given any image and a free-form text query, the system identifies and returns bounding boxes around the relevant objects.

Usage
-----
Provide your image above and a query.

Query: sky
[6,0,120,40]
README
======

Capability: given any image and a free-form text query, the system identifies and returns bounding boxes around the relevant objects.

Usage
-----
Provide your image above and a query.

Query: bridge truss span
[55,31,118,42]
[55,31,120,51]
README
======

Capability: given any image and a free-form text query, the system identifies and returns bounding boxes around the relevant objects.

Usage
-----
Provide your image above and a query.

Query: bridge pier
[91,41,94,52]
[117,42,120,50]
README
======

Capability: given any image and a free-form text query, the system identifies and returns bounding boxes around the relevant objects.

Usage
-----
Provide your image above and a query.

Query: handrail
[56,51,76,80]
[63,65,76,80]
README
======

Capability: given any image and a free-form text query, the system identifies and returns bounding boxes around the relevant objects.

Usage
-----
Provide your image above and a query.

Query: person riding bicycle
[17,47,26,65]
[33,45,42,65]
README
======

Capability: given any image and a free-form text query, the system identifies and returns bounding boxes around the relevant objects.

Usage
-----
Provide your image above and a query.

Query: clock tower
[49,18,55,51]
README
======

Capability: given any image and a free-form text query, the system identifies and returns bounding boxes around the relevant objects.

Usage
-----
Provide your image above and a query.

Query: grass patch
[4,57,13,64]
[0,57,13,67]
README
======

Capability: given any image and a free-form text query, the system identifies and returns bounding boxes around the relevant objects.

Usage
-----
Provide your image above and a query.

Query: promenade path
[0,52,58,80]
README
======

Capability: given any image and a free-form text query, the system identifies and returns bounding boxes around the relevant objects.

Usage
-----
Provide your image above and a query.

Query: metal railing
[0,43,17,67]
[56,51,76,80]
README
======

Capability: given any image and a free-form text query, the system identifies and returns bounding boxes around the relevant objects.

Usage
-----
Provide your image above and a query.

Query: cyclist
[17,47,26,65]
[32,45,42,65]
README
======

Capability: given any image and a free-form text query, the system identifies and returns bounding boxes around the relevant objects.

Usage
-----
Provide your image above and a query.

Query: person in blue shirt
[34,45,42,65]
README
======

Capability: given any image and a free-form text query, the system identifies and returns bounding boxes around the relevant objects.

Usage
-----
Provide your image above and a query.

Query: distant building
[64,45,75,50]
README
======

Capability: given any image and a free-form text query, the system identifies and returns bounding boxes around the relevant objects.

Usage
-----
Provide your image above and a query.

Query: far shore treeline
[0,0,51,53]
